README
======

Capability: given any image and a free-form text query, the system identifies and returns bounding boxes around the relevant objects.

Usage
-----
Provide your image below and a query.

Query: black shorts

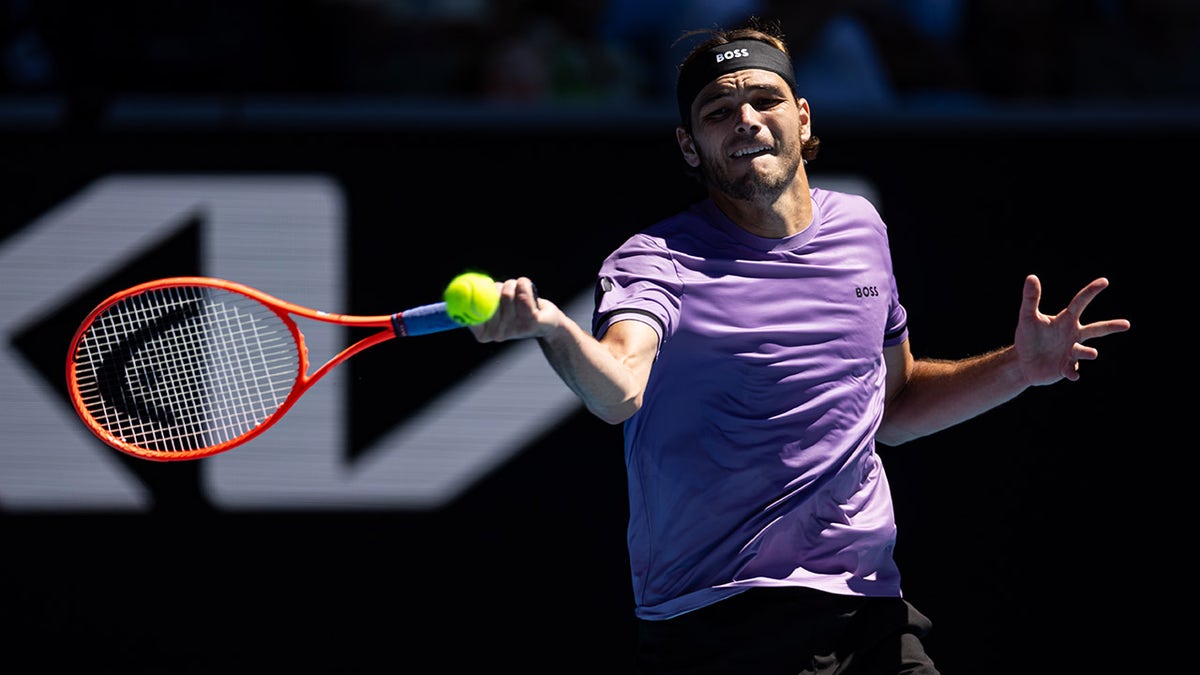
[636,587,940,675]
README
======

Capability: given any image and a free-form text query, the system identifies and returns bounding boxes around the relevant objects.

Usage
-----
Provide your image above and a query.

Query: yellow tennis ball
[444,272,500,326]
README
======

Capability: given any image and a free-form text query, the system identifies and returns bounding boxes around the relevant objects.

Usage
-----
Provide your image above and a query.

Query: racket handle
[393,302,462,336]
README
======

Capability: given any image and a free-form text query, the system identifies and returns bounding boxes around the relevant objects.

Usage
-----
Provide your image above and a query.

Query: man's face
[677,69,810,201]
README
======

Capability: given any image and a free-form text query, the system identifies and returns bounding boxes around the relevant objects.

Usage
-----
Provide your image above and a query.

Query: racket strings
[71,285,301,453]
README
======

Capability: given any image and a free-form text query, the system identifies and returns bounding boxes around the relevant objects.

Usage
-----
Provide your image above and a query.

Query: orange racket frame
[66,276,463,461]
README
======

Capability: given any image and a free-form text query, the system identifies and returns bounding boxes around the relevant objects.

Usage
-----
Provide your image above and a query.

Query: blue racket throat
[394,302,462,336]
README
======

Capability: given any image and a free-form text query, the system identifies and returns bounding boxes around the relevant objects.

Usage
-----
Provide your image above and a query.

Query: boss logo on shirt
[715,48,750,63]
[855,285,880,298]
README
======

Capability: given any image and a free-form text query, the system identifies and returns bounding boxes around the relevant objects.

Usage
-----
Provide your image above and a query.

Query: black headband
[676,38,797,126]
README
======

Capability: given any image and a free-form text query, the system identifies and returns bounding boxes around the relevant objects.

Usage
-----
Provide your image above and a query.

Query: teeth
[733,146,770,158]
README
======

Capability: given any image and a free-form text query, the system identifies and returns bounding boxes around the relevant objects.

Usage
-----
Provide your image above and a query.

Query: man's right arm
[468,277,658,425]
[538,317,658,424]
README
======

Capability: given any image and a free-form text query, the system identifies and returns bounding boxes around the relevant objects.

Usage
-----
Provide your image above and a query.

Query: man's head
[673,20,820,195]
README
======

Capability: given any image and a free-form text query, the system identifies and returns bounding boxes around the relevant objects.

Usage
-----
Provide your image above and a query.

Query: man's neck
[710,175,813,239]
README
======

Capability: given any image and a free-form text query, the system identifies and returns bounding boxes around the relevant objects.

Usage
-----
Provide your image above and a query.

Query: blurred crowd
[4,0,1200,113]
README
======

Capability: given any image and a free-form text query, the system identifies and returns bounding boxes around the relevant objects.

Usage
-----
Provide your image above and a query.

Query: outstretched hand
[1015,274,1131,386]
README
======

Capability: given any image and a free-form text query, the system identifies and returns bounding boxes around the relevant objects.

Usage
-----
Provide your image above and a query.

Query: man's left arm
[876,274,1131,446]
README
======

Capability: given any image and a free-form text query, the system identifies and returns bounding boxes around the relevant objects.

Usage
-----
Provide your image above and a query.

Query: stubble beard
[697,141,803,202]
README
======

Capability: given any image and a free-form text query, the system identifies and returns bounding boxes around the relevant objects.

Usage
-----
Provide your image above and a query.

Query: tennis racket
[66,276,472,462]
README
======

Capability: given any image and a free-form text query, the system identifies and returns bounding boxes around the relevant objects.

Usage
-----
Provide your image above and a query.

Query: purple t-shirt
[593,189,910,620]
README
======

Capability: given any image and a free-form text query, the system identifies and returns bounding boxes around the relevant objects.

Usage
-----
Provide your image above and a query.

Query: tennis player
[469,18,1131,674]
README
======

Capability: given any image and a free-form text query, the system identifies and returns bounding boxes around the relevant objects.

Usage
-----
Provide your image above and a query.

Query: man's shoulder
[811,185,882,218]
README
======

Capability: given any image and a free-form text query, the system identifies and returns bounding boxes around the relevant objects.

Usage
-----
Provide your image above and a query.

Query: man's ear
[797,97,811,142]
[676,127,701,168]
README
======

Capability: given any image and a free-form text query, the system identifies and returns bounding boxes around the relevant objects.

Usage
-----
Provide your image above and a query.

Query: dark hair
[674,18,821,163]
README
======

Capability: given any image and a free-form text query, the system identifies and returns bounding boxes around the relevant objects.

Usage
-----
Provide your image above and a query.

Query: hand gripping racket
[66,276,473,462]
